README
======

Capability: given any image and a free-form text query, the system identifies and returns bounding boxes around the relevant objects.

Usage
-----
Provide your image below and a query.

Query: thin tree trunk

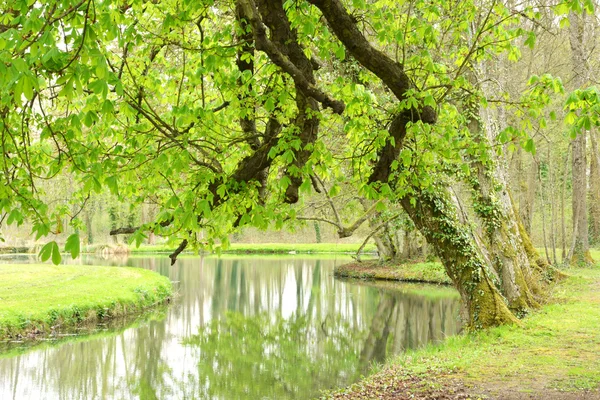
[549,148,558,265]
[589,130,600,246]
[570,132,592,264]
[520,162,538,235]
[568,11,593,265]
[538,159,552,265]
[561,148,570,261]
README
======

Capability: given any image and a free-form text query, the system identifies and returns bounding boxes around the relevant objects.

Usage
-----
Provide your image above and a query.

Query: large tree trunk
[400,188,519,328]
[471,169,542,311]
[461,64,545,312]
[307,0,527,328]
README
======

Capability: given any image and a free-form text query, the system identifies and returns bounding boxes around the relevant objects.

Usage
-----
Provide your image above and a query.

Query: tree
[0,0,592,328]
[566,10,593,265]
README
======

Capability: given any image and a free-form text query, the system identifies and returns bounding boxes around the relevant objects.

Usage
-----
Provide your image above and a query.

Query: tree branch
[169,239,188,265]
[353,213,402,262]
[296,216,341,229]
[340,200,382,238]
[307,0,435,123]
[237,0,345,114]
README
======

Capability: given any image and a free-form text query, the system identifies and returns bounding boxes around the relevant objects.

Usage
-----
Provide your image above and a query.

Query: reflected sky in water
[0,255,461,399]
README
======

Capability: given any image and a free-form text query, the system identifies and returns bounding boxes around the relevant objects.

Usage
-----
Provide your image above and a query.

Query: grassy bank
[0,304,169,359]
[0,265,172,339]
[325,266,600,399]
[335,261,451,285]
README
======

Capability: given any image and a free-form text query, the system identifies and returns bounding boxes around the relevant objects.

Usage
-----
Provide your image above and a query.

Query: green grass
[334,260,451,284]
[326,266,600,398]
[0,264,172,339]
[536,247,600,264]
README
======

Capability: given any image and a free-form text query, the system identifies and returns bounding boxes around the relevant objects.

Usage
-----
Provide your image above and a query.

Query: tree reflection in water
[0,256,460,400]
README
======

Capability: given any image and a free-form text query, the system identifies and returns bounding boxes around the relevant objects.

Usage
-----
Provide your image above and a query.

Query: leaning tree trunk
[306,0,523,328]
[400,188,519,328]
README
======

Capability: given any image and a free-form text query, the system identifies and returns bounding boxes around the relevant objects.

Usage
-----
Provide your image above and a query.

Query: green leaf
[22,75,34,101]
[328,184,340,197]
[524,138,536,155]
[6,209,23,226]
[565,111,577,125]
[65,234,80,259]
[524,32,536,49]
[13,76,23,102]
[303,20,316,36]
[96,63,106,79]
[39,242,54,262]
[32,222,50,240]
[39,241,61,265]
[335,44,345,61]
[581,116,591,130]
[265,97,275,112]
[105,175,119,195]
[51,242,62,265]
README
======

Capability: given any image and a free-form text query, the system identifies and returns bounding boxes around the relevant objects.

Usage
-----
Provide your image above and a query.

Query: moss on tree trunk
[400,188,518,329]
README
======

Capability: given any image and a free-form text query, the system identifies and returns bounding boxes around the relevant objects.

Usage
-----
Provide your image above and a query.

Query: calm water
[0,255,461,399]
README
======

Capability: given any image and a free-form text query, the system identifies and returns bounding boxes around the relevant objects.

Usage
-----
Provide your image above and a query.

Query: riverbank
[99,242,376,255]
[324,266,600,399]
[335,261,451,285]
[0,265,172,339]
[1,242,377,256]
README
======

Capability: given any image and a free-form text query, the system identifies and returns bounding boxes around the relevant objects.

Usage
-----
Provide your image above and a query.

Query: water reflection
[0,256,461,399]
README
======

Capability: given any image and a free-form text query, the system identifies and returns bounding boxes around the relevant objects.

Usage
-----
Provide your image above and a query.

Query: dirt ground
[326,365,600,399]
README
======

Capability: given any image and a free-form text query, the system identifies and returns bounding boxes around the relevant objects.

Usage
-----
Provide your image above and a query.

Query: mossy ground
[323,265,600,399]
[0,264,172,339]
[335,260,451,285]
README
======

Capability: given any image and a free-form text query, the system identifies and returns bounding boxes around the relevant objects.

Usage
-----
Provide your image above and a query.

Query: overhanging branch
[237,0,345,115]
